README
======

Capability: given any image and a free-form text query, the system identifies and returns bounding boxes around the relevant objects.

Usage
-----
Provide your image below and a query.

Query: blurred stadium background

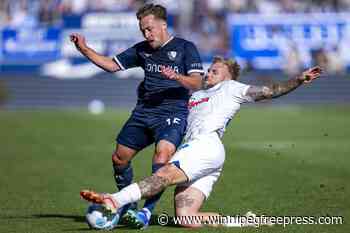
[1,1,349,233]
[1,0,350,108]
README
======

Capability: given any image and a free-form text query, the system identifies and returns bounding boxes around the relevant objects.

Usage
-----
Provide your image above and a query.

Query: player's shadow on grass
[30,213,182,230]
[32,214,92,231]
[32,213,86,223]
[31,214,136,231]
[3,214,91,231]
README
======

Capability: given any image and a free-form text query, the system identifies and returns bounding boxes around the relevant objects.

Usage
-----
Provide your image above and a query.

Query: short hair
[212,56,240,80]
[136,4,167,21]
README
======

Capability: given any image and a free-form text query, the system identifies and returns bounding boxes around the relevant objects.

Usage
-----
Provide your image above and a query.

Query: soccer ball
[85,203,119,230]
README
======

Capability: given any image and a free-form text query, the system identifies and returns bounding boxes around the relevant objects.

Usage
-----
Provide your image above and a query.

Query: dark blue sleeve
[184,41,204,75]
[113,45,139,70]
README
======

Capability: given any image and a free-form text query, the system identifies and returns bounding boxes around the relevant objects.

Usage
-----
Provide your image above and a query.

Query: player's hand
[70,33,87,51]
[160,66,179,80]
[298,66,323,84]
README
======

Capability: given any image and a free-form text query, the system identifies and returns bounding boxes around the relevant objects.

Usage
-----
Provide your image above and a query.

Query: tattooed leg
[137,175,170,199]
[174,186,221,228]
[138,163,188,199]
[81,164,187,213]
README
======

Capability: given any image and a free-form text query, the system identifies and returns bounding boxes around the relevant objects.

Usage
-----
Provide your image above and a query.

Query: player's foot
[123,208,151,229]
[80,189,119,213]
[119,202,138,217]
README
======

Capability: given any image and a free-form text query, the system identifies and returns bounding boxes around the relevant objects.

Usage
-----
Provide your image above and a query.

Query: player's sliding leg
[80,164,187,217]
[124,131,225,228]
[127,140,177,228]
[111,144,138,214]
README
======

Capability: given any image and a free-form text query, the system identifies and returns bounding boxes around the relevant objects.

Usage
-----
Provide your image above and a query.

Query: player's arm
[246,66,323,101]
[70,33,120,73]
[161,66,203,90]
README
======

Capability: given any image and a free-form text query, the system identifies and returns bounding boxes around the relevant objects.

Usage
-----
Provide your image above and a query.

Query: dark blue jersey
[113,37,204,113]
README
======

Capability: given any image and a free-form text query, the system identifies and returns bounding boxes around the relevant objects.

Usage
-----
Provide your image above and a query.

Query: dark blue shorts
[116,109,187,151]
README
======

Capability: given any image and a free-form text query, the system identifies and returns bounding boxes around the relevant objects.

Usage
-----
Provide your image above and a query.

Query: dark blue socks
[113,162,133,191]
[113,162,137,213]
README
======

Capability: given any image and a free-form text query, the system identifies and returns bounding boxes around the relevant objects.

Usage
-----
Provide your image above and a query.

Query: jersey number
[166,117,181,125]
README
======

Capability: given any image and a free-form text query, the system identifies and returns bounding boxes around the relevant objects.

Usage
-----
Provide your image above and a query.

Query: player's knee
[154,146,174,163]
[111,151,129,167]
[153,153,169,164]
[112,144,137,167]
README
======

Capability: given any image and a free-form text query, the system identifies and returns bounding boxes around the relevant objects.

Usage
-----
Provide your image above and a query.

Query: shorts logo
[167,51,177,61]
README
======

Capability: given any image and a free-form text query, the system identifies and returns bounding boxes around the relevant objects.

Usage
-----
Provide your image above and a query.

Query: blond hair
[136,4,167,21]
[212,56,240,80]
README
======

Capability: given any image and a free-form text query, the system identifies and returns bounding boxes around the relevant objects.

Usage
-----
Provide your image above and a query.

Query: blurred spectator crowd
[1,0,349,27]
[1,0,349,74]
[0,0,143,27]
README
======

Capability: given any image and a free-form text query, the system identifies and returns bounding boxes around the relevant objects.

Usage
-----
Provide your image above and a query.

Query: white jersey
[184,80,253,142]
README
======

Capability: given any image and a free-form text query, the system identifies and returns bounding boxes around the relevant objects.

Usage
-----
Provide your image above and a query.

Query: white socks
[111,183,142,207]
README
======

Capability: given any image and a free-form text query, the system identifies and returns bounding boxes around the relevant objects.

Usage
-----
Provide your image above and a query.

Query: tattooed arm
[246,66,323,102]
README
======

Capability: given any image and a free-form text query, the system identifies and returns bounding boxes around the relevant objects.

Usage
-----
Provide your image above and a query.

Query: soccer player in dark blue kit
[70,3,204,228]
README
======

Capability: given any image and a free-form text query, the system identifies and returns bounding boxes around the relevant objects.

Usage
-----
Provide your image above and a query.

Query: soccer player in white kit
[80,57,323,228]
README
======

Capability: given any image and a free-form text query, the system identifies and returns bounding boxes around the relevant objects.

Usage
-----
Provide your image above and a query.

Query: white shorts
[169,132,225,198]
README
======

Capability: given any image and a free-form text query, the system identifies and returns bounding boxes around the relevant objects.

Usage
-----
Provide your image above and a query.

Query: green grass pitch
[0,106,349,233]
